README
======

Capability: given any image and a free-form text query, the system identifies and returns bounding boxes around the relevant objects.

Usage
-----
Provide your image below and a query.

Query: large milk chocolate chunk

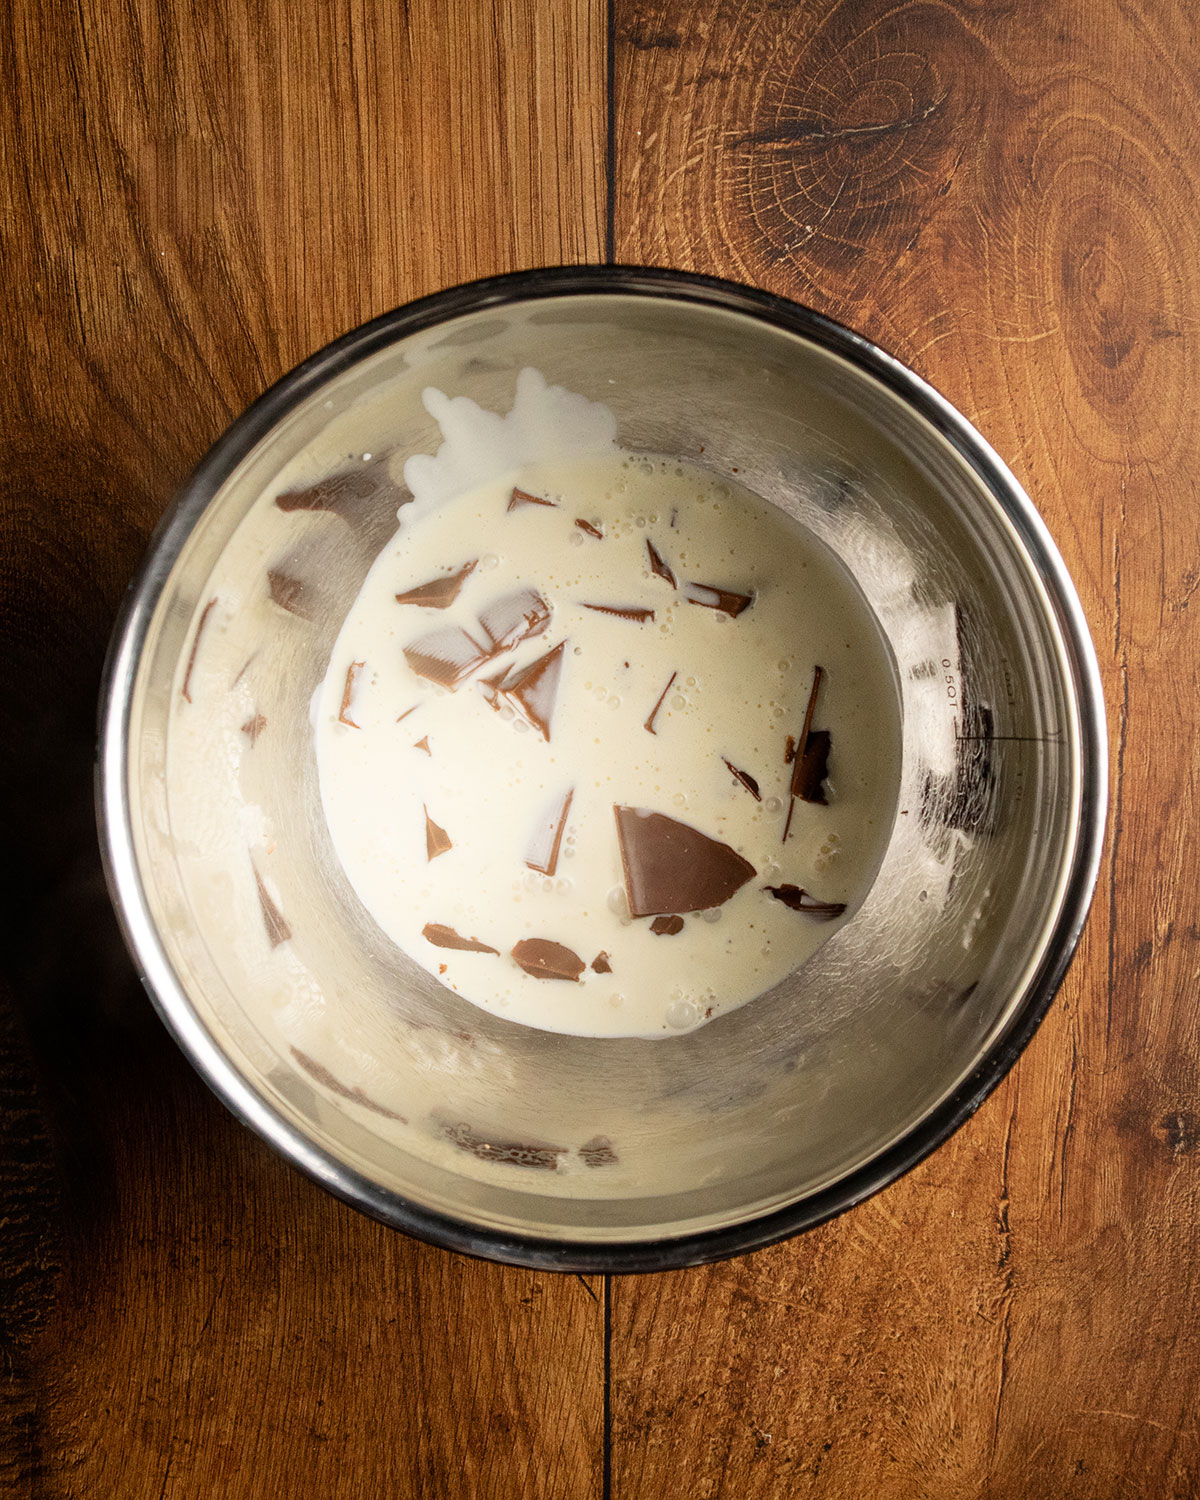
[614,806,757,916]
[685,582,754,617]
[394,560,477,609]
[764,884,846,919]
[525,788,574,876]
[478,588,552,651]
[275,456,398,517]
[403,625,489,688]
[511,938,585,981]
[422,923,498,954]
[499,640,566,740]
[424,806,453,861]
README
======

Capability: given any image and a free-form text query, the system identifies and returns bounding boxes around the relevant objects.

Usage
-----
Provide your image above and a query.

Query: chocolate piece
[614,806,757,916]
[267,569,309,616]
[525,788,574,877]
[414,735,431,755]
[499,640,566,740]
[291,1048,407,1121]
[477,587,552,651]
[643,671,677,735]
[476,662,514,710]
[231,653,255,687]
[723,759,762,801]
[646,539,677,588]
[784,734,797,764]
[424,806,452,861]
[783,665,827,843]
[686,582,754,617]
[650,914,685,936]
[403,625,490,689]
[338,660,365,727]
[580,603,655,622]
[445,1122,566,1170]
[591,951,612,974]
[181,597,217,703]
[396,704,419,723]
[669,508,678,529]
[394,559,477,609]
[579,1135,618,1167]
[241,713,267,745]
[511,937,586,981]
[253,865,291,947]
[422,923,498,954]
[508,487,557,511]
[764,884,847,920]
[275,455,396,517]
[575,518,604,539]
[794,729,831,805]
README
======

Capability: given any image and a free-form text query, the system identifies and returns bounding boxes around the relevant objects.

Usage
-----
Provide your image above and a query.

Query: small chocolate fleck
[424,806,452,861]
[275,456,396,517]
[650,914,685,936]
[253,865,291,947]
[614,806,757,916]
[338,660,365,727]
[580,1135,619,1168]
[477,588,551,651]
[686,582,754,617]
[267,569,309,616]
[764,884,847,919]
[422,923,498,954]
[181,597,217,703]
[446,1121,566,1170]
[394,559,478,609]
[511,937,586,981]
[241,713,267,745]
[723,759,762,801]
[646,539,677,588]
[403,625,490,689]
[396,704,419,723]
[784,735,797,764]
[414,735,431,755]
[575,518,604,539]
[508,487,557,511]
[580,603,655,622]
[291,1048,407,1121]
[525,788,574,877]
[499,640,566,740]
[231,653,255,687]
[643,671,677,735]
[591,951,612,974]
[669,508,678,528]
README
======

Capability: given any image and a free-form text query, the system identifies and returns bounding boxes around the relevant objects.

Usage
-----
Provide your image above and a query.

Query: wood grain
[0,1,604,1496]
[612,2,1200,1497]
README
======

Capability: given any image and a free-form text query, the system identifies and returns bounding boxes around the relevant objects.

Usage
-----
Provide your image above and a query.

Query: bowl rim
[97,265,1108,1273]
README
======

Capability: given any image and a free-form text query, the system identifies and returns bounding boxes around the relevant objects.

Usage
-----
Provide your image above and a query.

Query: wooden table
[3,2,1197,1495]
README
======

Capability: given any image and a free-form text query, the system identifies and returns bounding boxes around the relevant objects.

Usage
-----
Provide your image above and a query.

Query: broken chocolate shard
[580,1135,618,1167]
[764,884,847,920]
[784,734,797,764]
[422,923,498,954]
[508,486,557,511]
[650,914,685,936]
[403,625,489,689]
[267,569,309,617]
[241,713,267,745]
[794,729,831,805]
[685,582,755,617]
[338,660,365,727]
[575,518,604,539]
[511,937,586,981]
[669,508,678,529]
[445,1122,566,1170]
[291,1047,407,1122]
[591,951,612,974]
[646,539,677,588]
[275,455,396,517]
[643,671,677,735]
[525,787,574,877]
[395,704,419,723]
[477,587,552,651]
[181,597,217,703]
[783,664,827,843]
[580,603,655,622]
[394,559,477,609]
[414,735,431,755]
[253,865,291,947]
[476,662,515,710]
[499,640,566,740]
[424,806,453,861]
[614,806,757,916]
[231,652,255,688]
[723,759,762,801]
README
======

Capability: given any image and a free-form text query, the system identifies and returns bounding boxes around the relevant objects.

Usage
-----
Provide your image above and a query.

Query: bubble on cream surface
[314,371,902,1038]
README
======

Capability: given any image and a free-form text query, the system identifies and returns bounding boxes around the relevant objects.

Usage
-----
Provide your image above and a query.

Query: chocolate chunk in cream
[613,806,757,916]
[511,937,586,981]
[394,560,477,609]
[498,640,566,740]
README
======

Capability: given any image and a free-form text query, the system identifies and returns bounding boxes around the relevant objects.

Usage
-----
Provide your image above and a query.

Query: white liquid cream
[315,371,901,1038]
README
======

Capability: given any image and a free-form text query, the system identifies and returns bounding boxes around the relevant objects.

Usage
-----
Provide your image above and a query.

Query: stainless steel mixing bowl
[97,268,1106,1271]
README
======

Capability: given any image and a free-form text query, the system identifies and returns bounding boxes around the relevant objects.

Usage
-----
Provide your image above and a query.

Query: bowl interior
[111,287,1087,1254]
